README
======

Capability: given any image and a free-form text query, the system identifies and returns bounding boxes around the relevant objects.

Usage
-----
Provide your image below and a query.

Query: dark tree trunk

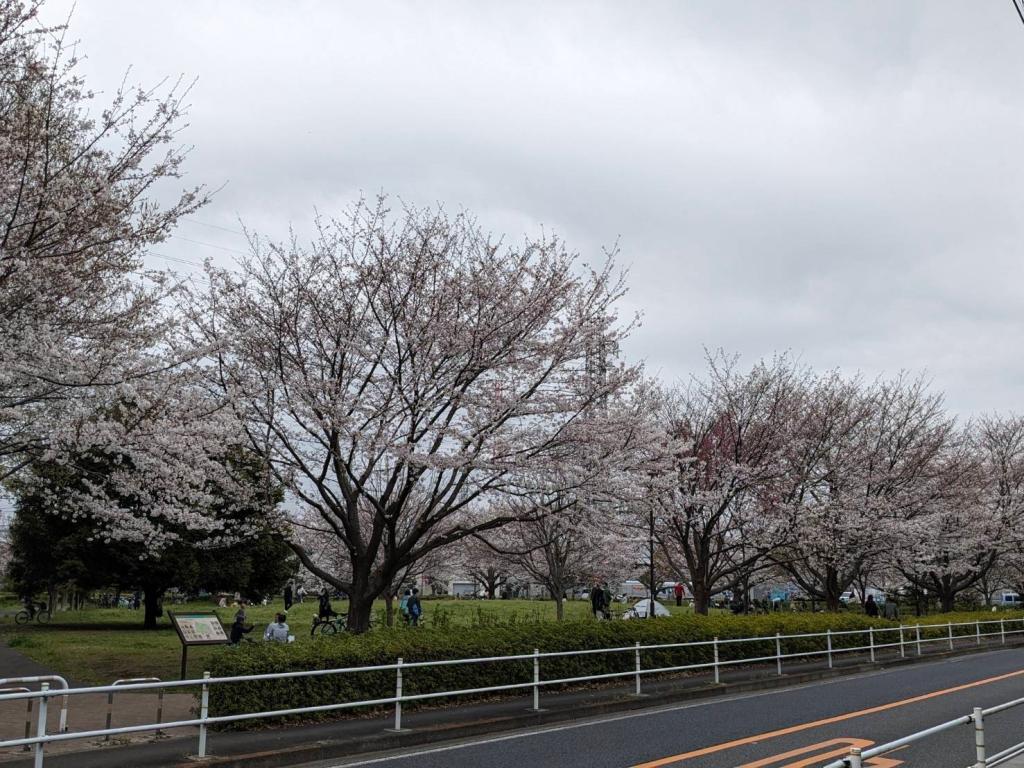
[346,592,376,633]
[824,567,842,612]
[691,578,711,616]
[384,594,395,627]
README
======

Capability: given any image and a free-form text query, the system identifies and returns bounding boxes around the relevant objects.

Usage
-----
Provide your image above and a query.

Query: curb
[172,640,1020,768]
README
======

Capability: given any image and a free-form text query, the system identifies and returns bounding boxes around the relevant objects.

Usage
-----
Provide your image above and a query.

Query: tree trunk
[691,578,711,616]
[384,594,395,627]
[824,567,842,612]
[346,593,375,633]
[143,588,163,629]
[555,592,564,621]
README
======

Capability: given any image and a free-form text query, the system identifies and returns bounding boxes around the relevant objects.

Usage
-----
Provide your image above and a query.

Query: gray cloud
[43,0,1024,415]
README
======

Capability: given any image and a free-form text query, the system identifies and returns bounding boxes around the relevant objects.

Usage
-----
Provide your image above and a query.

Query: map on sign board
[169,612,229,646]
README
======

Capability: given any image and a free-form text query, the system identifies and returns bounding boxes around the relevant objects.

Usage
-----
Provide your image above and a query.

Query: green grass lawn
[0,596,708,684]
[4,594,1001,687]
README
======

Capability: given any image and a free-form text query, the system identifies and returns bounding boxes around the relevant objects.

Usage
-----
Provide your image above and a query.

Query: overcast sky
[41,1,1024,416]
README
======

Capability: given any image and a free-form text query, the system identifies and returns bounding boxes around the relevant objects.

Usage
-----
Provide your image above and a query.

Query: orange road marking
[737,738,873,767]
[736,737,904,767]
[630,667,1024,767]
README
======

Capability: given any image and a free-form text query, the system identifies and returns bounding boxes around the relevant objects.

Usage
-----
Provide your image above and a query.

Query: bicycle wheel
[14,610,29,625]
[35,611,50,625]
[319,621,337,635]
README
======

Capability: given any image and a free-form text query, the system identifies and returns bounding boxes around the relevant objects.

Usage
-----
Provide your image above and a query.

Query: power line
[169,235,249,256]
[182,217,247,236]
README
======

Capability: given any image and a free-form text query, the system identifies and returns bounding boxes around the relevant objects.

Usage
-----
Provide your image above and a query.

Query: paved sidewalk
[0,633,1018,768]
[0,643,194,761]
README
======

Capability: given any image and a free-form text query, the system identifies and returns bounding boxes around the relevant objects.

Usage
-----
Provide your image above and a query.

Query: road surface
[314,647,1024,768]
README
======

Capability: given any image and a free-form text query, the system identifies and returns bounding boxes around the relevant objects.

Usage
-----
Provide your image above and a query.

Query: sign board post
[168,611,229,679]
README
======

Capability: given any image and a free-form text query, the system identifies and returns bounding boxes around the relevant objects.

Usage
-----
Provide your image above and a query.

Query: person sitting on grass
[229,607,254,645]
[264,612,290,643]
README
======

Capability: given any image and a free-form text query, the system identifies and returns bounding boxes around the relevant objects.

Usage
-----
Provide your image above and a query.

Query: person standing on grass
[674,582,684,607]
[865,594,879,618]
[264,612,290,642]
[883,595,899,621]
[284,582,294,611]
[590,583,605,619]
[408,588,423,627]
[399,589,412,625]
[602,583,613,619]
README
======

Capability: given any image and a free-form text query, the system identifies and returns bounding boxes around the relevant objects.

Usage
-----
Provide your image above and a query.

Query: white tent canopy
[622,599,671,619]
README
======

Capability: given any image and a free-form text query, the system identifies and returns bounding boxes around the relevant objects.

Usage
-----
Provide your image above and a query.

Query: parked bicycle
[310,613,374,636]
[14,602,50,625]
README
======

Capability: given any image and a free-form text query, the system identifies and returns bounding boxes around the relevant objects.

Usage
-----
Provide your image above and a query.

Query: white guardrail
[822,695,1024,768]
[0,617,1022,767]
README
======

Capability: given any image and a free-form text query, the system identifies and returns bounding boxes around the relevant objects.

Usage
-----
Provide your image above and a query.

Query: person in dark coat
[590,584,605,619]
[408,588,423,627]
[865,594,879,617]
[284,582,294,611]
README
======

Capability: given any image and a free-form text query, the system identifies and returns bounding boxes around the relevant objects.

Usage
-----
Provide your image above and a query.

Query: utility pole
[648,505,656,619]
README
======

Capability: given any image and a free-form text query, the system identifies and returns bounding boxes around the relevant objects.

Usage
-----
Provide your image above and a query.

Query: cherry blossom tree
[777,375,956,610]
[191,199,641,631]
[1,0,210,511]
[895,415,1024,612]
[652,354,806,614]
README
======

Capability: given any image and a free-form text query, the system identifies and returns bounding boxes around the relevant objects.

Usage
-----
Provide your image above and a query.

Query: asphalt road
[316,647,1024,768]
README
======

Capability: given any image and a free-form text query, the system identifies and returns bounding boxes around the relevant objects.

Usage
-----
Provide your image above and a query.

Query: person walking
[602,583,613,619]
[264,612,290,643]
[408,588,423,627]
[674,582,684,607]
[882,595,899,621]
[399,589,412,625]
[865,594,879,618]
[283,582,294,611]
[590,584,604,619]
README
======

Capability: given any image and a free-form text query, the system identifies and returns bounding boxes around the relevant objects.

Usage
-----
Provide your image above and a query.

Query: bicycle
[311,612,347,636]
[310,612,374,636]
[14,602,51,625]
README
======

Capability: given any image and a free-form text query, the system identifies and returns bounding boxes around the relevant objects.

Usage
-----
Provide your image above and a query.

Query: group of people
[864,594,900,620]
[229,601,293,644]
[228,582,427,642]
[398,588,423,626]
[590,583,614,620]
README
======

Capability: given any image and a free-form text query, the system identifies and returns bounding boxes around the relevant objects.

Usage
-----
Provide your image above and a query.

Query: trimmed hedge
[204,610,1024,728]
[206,613,890,727]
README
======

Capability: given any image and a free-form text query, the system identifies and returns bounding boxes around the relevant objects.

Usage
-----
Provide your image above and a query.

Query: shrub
[205,612,893,728]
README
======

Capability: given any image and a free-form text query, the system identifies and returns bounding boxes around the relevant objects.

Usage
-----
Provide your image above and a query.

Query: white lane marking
[321,647,1023,767]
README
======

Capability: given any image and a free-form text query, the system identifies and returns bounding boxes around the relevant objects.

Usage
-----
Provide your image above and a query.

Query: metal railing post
[104,689,114,742]
[197,672,210,757]
[394,658,404,729]
[899,625,905,658]
[775,632,782,676]
[33,682,48,768]
[848,746,863,768]
[634,641,642,695]
[948,622,954,651]
[916,623,922,655]
[532,649,541,711]
[975,620,981,645]
[24,696,32,752]
[827,629,833,669]
[156,688,164,736]
[713,637,720,684]
[869,627,875,663]
[1001,617,1006,645]
[973,706,986,768]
